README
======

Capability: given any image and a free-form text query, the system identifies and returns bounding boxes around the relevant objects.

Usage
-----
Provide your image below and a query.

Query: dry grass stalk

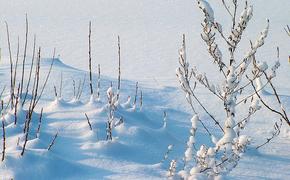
[117,36,121,101]
[1,117,6,161]
[88,21,93,95]
[5,22,14,109]
[47,132,58,151]
[84,113,93,131]
[36,108,43,138]
[20,15,29,98]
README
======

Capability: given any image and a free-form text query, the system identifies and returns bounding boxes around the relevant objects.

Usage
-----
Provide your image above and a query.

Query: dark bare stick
[97,64,101,99]
[133,82,138,107]
[1,100,3,113]
[88,21,93,95]
[84,113,93,131]
[140,90,143,110]
[36,108,43,138]
[54,86,58,98]
[72,79,76,98]
[232,0,238,30]
[47,132,58,150]
[117,36,121,101]
[1,118,6,161]
[14,84,20,125]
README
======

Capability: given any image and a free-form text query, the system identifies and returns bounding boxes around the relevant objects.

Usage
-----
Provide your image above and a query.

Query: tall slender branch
[117,36,121,101]
[13,36,20,96]
[5,22,14,109]
[35,48,56,105]
[20,14,29,98]
[88,21,93,95]
[47,132,58,150]
[23,35,36,106]
[1,117,6,161]
[97,64,101,99]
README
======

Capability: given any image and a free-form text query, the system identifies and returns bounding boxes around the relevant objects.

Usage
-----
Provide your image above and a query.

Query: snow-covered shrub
[106,86,117,141]
[174,0,289,179]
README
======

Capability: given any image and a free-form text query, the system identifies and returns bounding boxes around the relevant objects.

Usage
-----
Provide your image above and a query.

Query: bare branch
[5,21,14,109]
[23,35,36,106]
[47,132,58,151]
[88,21,93,95]
[36,108,43,138]
[84,113,93,131]
[1,117,6,161]
[20,14,29,98]
[35,48,56,105]
[256,119,282,149]
[117,36,121,101]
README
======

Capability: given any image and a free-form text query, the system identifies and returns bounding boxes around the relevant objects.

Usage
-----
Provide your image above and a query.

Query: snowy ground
[0,0,290,179]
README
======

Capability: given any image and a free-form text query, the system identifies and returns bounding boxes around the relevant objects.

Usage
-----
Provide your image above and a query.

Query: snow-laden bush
[172,0,289,179]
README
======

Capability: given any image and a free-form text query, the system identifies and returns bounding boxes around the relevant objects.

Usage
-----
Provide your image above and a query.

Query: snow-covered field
[0,0,289,179]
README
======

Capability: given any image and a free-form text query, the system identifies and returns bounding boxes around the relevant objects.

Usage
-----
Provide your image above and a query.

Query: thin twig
[47,132,58,150]
[97,64,101,99]
[221,0,234,18]
[88,21,93,95]
[77,74,86,100]
[14,84,20,125]
[1,117,6,161]
[36,108,43,138]
[59,72,63,98]
[23,35,36,106]
[84,113,93,131]
[5,21,14,109]
[249,76,289,126]
[13,36,20,97]
[117,36,121,101]
[35,48,56,105]
[20,14,29,98]
[256,119,282,149]
[133,82,138,107]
